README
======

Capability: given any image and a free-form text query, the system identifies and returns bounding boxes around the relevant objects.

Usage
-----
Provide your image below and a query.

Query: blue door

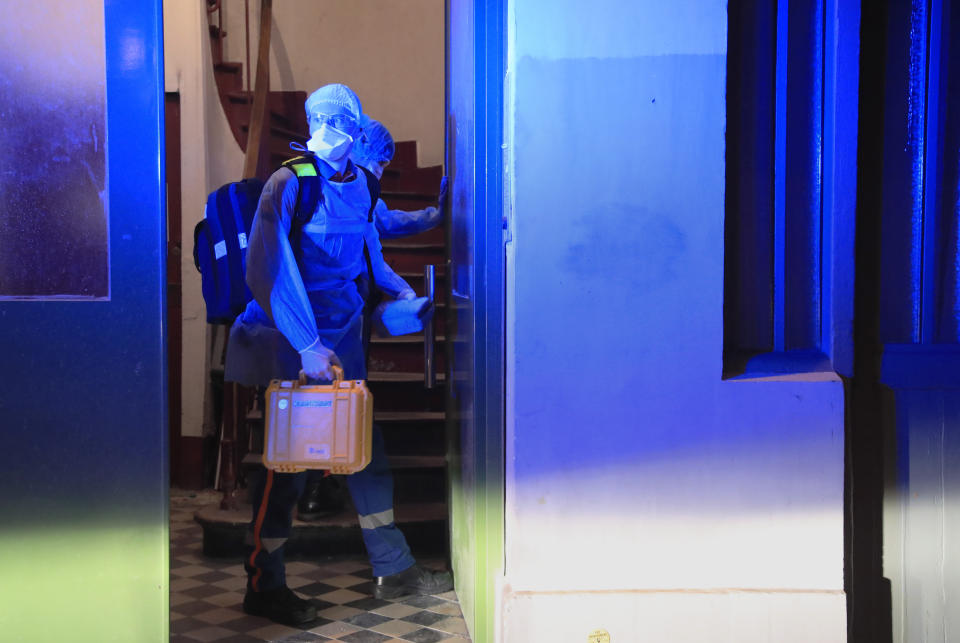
[0,1,168,639]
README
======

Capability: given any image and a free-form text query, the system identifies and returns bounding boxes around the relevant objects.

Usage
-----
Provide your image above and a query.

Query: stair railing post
[218,380,240,510]
[242,0,272,179]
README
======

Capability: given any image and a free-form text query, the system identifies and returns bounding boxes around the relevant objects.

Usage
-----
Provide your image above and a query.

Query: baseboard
[500,586,847,643]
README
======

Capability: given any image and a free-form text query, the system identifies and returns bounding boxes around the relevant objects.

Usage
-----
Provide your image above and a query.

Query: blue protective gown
[227,158,416,588]
[372,197,442,240]
[225,162,413,387]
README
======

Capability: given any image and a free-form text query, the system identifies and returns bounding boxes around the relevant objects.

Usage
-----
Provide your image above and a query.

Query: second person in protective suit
[351,114,447,240]
[225,83,453,628]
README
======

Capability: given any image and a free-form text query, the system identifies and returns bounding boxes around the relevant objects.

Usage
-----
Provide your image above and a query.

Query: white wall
[220,0,445,167]
[502,0,846,640]
[164,2,244,439]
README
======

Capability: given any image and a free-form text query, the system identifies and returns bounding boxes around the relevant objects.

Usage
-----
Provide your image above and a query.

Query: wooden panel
[165,92,183,486]
[176,436,207,491]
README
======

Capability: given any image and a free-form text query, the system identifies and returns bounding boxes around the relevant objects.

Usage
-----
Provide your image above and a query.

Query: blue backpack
[193,155,380,324]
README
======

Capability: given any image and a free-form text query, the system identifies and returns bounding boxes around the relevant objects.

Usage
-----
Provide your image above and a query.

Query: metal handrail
[424,265,436,389]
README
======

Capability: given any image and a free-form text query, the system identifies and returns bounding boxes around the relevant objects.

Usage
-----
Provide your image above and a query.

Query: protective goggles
[309,112,359,134]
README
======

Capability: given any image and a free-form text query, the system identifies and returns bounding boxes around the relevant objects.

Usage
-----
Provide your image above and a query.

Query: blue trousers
[244,320,415,590]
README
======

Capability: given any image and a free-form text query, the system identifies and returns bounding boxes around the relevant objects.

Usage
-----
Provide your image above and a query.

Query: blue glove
[299,338,342,380]
[437,176,448,211]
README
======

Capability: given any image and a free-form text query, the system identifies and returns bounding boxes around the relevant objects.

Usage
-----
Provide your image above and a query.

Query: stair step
[247,396,446,421]
[232,89,308,109]
[390,454,447,468]
[227,90,309,156]
[236,115,303,140]
[369,340,446,373]
[381,189,440,201]
[371,334,446,344]
[369,371,446,383]
[239,451,445,469]
[196,499,447,529]
[195,499,448,558]
[227,90,309,132]
[399,265,445,278]
[400,268,448,298]
[385,252,447,275]
[391,141,420,169]
[381,193,439,211]
[368,380,445,412]
[379,164,443,195]
[380,225,445,247]
[213,62,243,94]
[375,411,445,422]
[240,122,309,148]
[213,61,242,71]
[382,241,446,250]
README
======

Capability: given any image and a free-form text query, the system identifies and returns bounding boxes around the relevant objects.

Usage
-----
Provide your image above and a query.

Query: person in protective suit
[224,83,453,627]
[351,115,447,239]
[295,115,447,521]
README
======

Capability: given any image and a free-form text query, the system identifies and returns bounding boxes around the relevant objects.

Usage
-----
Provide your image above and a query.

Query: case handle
[298,364,345,386]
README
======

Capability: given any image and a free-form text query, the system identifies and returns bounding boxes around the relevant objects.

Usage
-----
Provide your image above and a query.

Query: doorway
[163,1,488,640]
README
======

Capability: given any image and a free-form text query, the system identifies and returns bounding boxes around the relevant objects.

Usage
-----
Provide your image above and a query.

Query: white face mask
[306,124,354,162]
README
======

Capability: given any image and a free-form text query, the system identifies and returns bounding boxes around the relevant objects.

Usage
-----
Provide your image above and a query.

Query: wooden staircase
[197,10,450,559]
[209,22,309,176]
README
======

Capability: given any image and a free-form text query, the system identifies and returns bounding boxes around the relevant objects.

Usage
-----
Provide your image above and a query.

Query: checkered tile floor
[171,489,470,642]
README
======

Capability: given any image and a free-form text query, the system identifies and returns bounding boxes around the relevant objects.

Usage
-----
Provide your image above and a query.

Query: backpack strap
[281,155,324,225]
[281,155,324,265]
[357,165,381,223]
[356,164,383,316]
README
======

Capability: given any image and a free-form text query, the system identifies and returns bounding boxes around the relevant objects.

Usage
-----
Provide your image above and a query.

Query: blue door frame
[445,0,506,639]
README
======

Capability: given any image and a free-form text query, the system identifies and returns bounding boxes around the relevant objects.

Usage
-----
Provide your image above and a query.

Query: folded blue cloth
[373,297,432,336]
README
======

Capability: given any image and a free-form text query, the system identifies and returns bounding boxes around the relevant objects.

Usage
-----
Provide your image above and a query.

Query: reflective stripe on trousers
[347,424,414,577]
[244,423,415,589]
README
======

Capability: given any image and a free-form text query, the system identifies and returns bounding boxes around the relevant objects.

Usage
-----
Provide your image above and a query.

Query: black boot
[297,475,346,521]
[243,585,317,625]
[374,564,454,599]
